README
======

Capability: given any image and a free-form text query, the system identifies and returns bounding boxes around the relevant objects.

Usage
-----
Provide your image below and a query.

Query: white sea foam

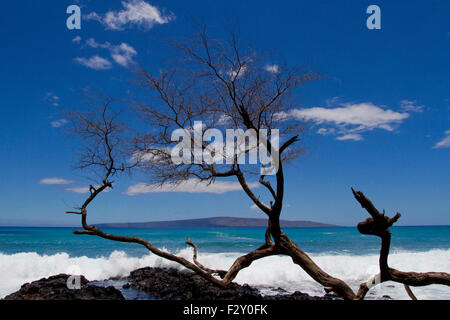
[0,249,449,299]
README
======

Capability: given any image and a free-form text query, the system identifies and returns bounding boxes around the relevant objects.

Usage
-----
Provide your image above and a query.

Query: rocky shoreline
[3,267,340,300]
[124,267,340,300]
[3,274,124,300]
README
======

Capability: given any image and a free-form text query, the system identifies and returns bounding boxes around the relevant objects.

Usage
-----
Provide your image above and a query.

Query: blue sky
[0,0,449,226]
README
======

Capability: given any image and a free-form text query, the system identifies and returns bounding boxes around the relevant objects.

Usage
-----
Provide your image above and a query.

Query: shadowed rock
[3,274,124,300]
[126,267,338,300]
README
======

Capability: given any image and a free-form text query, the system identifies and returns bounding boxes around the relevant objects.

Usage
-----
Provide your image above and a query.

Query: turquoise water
[1,226,449,257]
[1,226,449,299]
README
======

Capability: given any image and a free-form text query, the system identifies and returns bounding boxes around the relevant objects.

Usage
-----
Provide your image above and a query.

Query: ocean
[0,226,449,299]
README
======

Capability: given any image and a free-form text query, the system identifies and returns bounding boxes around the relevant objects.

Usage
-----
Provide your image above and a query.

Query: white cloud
[433,130,450,149]
[325,96,341,106]
[125,178,259,196]
[46,93,60,107]
[75,55,112,70]
[265,64,279,74]
[131,147,172,165]
[227,65,247,79]
[65,185,111,194]
[85,0,174,31]
[84,12,101,22]
[336,133,363,141]
[287,102,409,131]
[317,127,335,135]
[280,102,409,141]
[400,100,424,113]
[110,43,137,67]
[78,38,137,68]
[65,186,90,194]
[217,114,232,126]
[85,38,111,49]
[72,36,82,43]
[65,186,93,194]
[250,204,259,210]
[50,119,68,128]
[39,177,73,185]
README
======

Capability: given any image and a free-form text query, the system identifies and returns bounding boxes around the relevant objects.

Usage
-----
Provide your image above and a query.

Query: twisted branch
[351,188,450,300]
[185,237,228,278]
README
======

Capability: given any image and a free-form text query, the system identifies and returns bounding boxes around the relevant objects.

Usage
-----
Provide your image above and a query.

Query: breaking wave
[1,248,449,299]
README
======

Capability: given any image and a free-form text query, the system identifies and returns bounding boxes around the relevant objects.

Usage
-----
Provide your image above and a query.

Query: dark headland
[95,216,336,229]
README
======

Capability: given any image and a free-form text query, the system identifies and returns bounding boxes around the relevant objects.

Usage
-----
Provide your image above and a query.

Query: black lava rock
[3,274,124,300]
[127,267,336,300]
[128,267,261,300]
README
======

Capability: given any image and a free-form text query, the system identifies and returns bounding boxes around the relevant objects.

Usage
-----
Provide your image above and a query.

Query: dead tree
[66,31,449,300]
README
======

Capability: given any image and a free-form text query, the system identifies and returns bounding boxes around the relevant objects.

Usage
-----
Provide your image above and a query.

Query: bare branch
[351,188,450,298]
[186,238,227,278]
[64,28,449,301]
[404,284,418,300]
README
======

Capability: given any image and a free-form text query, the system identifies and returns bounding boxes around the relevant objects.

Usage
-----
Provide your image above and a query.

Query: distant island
[95,216,337,229]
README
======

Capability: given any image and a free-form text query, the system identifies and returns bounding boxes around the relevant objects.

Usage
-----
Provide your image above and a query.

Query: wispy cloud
[217,114,232,126]
[85,0,174,31]
[265,64,279,74]
[64,186,90,194]
[325,96,341,107]
[336,133,363,141]
[433,130,450,149]
[317,127,335,135]
[72,36,82,43]
[45,93,60,107]
[65,185,112,194]
[50,119,68,128]
[125,179,259,196]
[77,38,137,68]
[39,177,73,185]
[110,43,137,67]
[400,100,424,113]
[85,38,111,49]
[279,101,409,141]
[74,55,112,70]
[287,103,408,131]
[227,65,247,79]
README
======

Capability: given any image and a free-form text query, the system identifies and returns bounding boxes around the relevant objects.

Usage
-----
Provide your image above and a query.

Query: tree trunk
[269,212,282,244]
